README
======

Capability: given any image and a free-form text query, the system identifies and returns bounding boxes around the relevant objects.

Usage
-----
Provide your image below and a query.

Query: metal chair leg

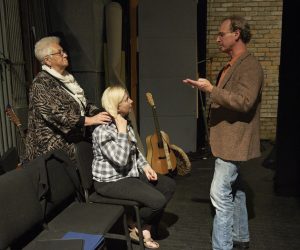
[134,205,144,250]
[123,213,133,250]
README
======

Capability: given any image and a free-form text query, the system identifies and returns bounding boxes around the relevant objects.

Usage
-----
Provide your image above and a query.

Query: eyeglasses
[217,31,234,38]
[47,49,66,57]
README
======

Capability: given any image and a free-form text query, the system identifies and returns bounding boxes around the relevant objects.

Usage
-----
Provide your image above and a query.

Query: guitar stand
[198,145,212,160]
[166,170,177,178]
[187,146,212,161]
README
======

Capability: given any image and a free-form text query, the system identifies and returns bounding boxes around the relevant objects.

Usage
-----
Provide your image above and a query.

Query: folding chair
[23,150,132,250]
[75,141,144,250]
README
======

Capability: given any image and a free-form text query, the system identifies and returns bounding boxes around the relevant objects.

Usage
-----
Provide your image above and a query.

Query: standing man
[183,15,264,250]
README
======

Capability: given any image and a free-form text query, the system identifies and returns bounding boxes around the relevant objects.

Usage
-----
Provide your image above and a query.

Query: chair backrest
[0,169,44,249]
[23,150,81,222]
[44,151,81,221]
[0,147,19,174]
[74,141,94,192]
[74,141,141,209]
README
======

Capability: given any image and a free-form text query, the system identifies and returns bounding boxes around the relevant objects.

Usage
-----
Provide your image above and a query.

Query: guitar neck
[151,106,164,148]
[17,125,26,141]
[5,105,26,143]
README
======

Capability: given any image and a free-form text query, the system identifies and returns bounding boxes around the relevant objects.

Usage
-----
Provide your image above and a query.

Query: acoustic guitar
[5,104,26,169]
[145,92,176,175]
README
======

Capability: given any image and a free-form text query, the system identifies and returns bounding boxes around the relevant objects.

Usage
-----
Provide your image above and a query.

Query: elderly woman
[92,85,176,249]
[24,36,111,163]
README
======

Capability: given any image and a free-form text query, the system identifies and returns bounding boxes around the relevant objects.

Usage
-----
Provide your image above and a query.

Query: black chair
[0,168,44,250]
[23,150,132,250]
[0,167,88,250]
[74,141,145,250]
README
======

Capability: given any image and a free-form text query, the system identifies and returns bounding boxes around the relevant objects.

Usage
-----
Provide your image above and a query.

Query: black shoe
[233,241,250,249]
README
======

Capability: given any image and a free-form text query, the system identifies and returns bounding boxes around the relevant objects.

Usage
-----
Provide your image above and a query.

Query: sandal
[144,238,160,249]
[129,227,139,243]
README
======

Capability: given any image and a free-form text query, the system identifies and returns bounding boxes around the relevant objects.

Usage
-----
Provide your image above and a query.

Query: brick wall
[206,0,283,140]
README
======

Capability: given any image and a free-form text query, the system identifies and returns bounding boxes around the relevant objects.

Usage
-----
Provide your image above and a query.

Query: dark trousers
[94,173,176,226]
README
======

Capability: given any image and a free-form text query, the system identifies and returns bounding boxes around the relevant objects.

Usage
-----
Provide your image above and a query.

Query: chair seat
[29,239,84,250]
[89,193,140,207]
[47,202,124,234]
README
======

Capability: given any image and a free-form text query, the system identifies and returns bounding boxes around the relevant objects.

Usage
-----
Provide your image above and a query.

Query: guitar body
[146,131,177,175]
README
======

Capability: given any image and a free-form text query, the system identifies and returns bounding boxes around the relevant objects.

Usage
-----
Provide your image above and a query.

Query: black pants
[94,173,176,226]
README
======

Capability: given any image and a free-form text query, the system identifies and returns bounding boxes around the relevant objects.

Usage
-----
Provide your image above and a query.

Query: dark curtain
[274,0,300,196]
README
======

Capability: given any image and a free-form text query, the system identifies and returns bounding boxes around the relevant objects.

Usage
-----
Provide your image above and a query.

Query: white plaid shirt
[92,122,148,182]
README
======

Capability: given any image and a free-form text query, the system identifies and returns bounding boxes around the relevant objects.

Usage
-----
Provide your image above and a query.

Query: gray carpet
[112,141,300,250]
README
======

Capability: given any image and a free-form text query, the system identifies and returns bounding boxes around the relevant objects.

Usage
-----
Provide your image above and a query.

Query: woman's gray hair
[101,85,126,118]
[223,15,252,44]
[34,36,60,63]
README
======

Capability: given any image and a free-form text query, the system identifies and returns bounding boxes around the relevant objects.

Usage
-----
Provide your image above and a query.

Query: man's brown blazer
[209,51,264,161]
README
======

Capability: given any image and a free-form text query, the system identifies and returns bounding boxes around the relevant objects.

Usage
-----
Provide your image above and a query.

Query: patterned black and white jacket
[24,70,100,163]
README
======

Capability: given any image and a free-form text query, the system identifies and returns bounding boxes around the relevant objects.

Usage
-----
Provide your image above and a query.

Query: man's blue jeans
[210,158,249,250]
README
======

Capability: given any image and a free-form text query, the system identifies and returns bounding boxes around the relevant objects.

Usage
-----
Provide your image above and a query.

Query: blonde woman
[92,85,176,249]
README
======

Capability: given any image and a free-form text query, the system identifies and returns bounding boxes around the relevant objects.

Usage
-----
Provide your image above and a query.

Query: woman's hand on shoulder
[143,165,157,181]
[85,112,111,126]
